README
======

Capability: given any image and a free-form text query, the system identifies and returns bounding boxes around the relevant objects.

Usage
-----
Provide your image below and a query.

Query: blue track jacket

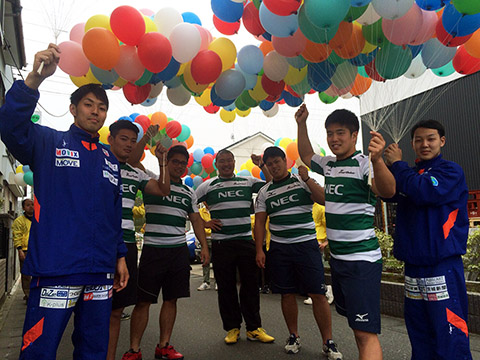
[386,154,469,266]
[0,81,126,277]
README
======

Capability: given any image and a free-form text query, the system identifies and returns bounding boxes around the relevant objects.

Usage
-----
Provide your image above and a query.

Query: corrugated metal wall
[361,72,480,191]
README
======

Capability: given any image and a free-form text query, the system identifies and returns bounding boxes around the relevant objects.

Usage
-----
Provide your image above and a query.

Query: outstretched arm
[128,125,159,167]
[144,143,170,196]
[25,43,60,90]
[251,154,272,182]
[368,131,396,198]
[295,104,315,168]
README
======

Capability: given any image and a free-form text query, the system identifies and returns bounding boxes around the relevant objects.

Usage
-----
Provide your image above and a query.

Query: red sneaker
[155,343,184,360]
[121,349,142,360]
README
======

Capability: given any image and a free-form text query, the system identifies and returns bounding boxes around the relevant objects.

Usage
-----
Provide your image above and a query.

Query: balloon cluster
[184,147,217,189]
[14,165,34,187]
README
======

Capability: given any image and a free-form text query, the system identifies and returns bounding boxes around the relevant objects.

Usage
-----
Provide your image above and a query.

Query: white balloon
[167,85,191,106]
[341,92,353,99]
[169,23,201,63]
[149,82,163,98]
[263,51,289,82]
[404,55,427,79]
[372,0,414,20]
[356,3,381,25]
[263,103,279,117]
[154,7,183,37]
[14,173,27,187]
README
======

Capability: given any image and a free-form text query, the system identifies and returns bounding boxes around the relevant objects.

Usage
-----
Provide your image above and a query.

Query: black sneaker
[322,339,343,360]
[284,333,301,354]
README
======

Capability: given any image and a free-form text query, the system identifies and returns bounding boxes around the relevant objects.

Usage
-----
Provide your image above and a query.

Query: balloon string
[162,152,166,184]
[368,152,372,187]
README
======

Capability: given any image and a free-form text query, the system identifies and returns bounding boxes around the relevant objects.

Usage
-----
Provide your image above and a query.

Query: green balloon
[431,61,456,77]
[291,76,312,95]
[210,169,217,177]
[344,4,369,22]
[31,114,40,123]
[375,43,412,80]
[358,66,369,78]
[327,51,346,66]
[240,90,259,107]
[178,75,202,97]
[135,69,153,86]
[235,96,250,111]
[201,170,209,179]
[190,162,203,175]
[23,171,34,186]
[452,0,480,15]
[362,19,389,46]
[319,92,338,104]
[298,4,339,44]
[253,0,262,9]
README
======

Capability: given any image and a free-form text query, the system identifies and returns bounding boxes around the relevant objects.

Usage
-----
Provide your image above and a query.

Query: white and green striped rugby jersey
[121,163,150,243]
[255,174,316,244]
[195,176,265,241]
[310,151,381,262]
[143,181,198,247]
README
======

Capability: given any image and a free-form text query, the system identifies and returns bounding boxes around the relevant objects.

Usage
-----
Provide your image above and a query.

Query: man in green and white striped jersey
[106,120,171,360]
[295,104,395,360]
[254,146,343,359]
[195,149,275,345]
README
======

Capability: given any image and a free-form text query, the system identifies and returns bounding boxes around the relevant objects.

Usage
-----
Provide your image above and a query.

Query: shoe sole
[246,336,274,343]
[154,356,184,360]
[285,348,300,354]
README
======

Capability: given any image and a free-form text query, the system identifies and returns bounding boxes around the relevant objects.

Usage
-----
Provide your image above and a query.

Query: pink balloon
[409,9,438,45]
[69,23,85,43]
[114,45,145,82]
[58,41,90,77]
[272,28,307,57]
[325,83,354,97]
[382,3,424,46]
[194,25,213,51]
[139,8,154,16]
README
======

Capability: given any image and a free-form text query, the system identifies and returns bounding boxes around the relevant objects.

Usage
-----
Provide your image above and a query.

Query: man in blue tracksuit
[0,44,128,359]
[370,120,472,359]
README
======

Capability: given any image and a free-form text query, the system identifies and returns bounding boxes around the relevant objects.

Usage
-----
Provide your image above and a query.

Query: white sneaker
[197,282,211,291]
[215,283,218,291]
[323,339,343,360]
[285,334,301,354]
[303,297,313,305]
[326,285,334,305]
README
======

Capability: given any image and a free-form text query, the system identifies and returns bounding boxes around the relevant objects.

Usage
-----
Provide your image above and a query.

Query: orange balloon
[335,23,365,60]
[285,142,299,161]
[259,41,274,57]
[251,165,261,178]
[464,29,480,59]
[328,22,353,50]
[301,39,332,63]
[140,151,146,161]
[185,135,194,149]
[151,111,168,129]
[82,28,120,70]
[350,74,372,96]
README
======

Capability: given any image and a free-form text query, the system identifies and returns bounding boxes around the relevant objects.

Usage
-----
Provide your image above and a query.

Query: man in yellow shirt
[197,205,218,290]
[12,198,34,300]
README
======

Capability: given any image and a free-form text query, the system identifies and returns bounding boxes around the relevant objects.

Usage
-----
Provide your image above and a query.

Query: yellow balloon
[98,126,110,144]
[113,77,128,88]
[245,159,254,172]
[240,163,247,171]
[208,38,237,72]
[70,68,101,87]
[284,65,307,86]
[16,165,23,173]
[235,108,251,117]
[177,63,187,76]
[361,40,377,54]
[279,137,293,149]
[183,64,209,94]
[220,109,236,123]
[194,88,212,106]
[150,145,157,155]
[143,15,158,33]
[249,76,268,101]
[85,14,111,32]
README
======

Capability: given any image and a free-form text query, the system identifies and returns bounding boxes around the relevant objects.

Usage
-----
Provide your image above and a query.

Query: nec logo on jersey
[325,184,344,195]
[270,194,299,208]
[164,195,189,206]
[56,148,79,158]
[218,190,244,198]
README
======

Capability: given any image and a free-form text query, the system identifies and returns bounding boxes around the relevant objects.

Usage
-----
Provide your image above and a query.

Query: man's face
[215,152,235,177]
[70,93,107,136]
[23,199,34,216]
[411,127,445,161]
[108,129,138,163]
[326,124,357,160]
[265,156,288,181]
[168,153,188,181]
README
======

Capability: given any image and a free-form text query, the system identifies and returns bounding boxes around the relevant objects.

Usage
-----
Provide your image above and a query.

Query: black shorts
[268,239,326,295]
[112,242,138,310]
[137,244,191,303]
[330,257,382,334]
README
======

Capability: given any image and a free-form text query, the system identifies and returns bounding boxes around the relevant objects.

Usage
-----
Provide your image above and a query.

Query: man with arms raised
[295,104,395,360]
[254,146,342,359]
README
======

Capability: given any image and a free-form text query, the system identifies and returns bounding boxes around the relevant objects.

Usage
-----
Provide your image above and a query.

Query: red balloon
[137,32,172,73]
[201,153,214,169]
[453,45,480,75]
[213,15,241,35]
[204,103,220,114]
[277,99,286,104]
[188,153,194,167]
[242,2,265,36]
[134,115,151,132]
[365,60,386,82]
[165,120,182,138]
[266,94,281,102]
[436,20,472,47]
[308,89,316,94]
[123,82,151,104]
[263,0,301,16]
[110,6,146,46]
[261,74,285,97]
[191,50,223,84]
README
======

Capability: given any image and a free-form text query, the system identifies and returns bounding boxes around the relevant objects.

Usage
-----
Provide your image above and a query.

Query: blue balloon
[307,61,335,91]
[129,113,140,120]
[351,0,371,6]
[442,2,480,37]
[91,65,119,84]
[184,176,194,187]
[259,2,299,37]
[192,175,203,187]
[210,85,236,107]
[234,64,257,90]
[182,12,202,25]
[415,0,445,11]
[407,44,423,59]
[260,100,275,111]
[132,122,144,142]
[150,57,180,83]
[211,0,244,22]
[214,70,246,100]
[262,31,272,41]
[22,165,30,173]
[237,169,251,177]
[260,171,266,180]
[282,91,303,107]
[119,116,133,122]
[237,45,264,75]
[421,38,456,68]
[193,149,205,162]
[204,147,215,155]
[141,97,157,107]
[223,103,237,111]
[290,167,299,175]
[349,49,378,66]
[101,84,114,90]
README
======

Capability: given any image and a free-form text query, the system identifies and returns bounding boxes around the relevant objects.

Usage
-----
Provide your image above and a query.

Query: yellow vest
[12,214,32,250]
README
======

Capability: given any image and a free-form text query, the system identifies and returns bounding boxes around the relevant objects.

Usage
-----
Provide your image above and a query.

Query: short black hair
[325,109,359,134]
[70,83,109,109]
[22,198,33,208]
[410,119,445,139]
[216,149,234,160]
[109,120,139,138]
[167,145,189,161]
[263,146,286,163]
